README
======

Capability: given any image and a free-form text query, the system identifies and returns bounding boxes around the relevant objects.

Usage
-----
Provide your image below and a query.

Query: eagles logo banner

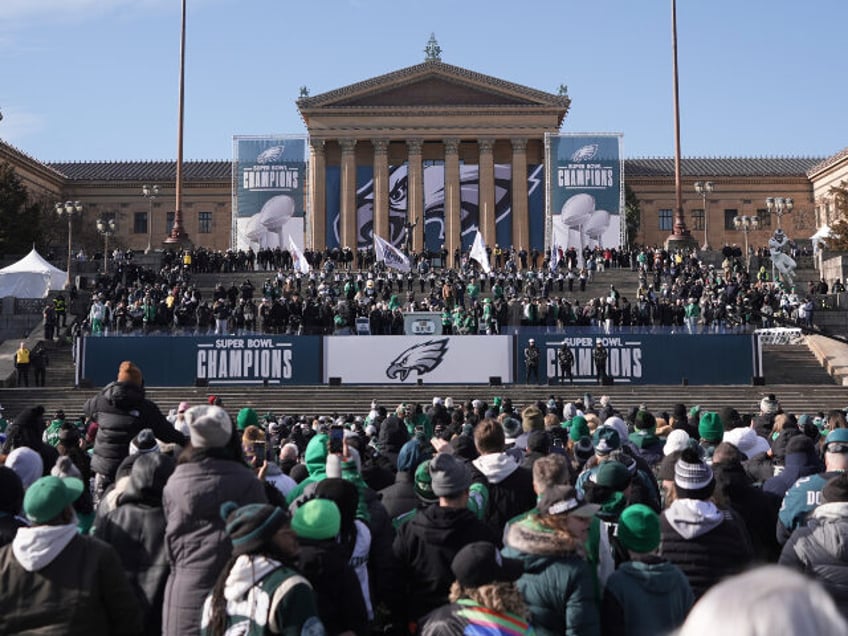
[323,336,513,384]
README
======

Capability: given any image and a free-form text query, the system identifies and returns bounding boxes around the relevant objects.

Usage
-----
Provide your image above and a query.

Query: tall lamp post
[733,214,760,273]
[142,184,160,254]
[96,216,117,275]
[694,181,714,250]
[766,196,793,229]
[54,200,82,289]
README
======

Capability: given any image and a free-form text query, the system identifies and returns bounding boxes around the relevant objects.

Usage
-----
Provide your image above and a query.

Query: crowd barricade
[754,327,804,345]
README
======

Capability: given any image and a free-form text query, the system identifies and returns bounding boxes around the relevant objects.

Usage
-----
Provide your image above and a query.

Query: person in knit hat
[697,412,723,464]
[1,406,57,479]
[629,409,664,468]
[293,498,368,636]
[162,404,266,636]
[84,360,186,506]
[236,407,258,432]
[658,448,754,599]
[602,503,694,636]
[201,501,324,636]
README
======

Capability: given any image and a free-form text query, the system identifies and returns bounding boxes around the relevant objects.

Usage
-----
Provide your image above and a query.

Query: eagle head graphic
[570,144,599,162]
[386,338,449,381]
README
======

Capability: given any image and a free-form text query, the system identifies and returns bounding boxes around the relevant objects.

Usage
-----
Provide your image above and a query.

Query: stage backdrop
[80,336,321,386]
[546,133,623,255]
[324,335,513,384]
[233,135,307,251]
[515,333,757,385]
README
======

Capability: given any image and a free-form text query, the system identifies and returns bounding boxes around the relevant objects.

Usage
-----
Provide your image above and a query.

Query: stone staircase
[762,344,836,385]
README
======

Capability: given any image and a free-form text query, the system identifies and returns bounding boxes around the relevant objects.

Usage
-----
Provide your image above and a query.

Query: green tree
[0,162,46,257]
[826,180,848,251]
[624,183,641,247]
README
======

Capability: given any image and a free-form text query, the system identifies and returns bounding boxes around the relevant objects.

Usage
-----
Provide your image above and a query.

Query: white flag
[287,235,311,274]
[373,234,411,272]
[470,230,492,273]
[550,238,561,272]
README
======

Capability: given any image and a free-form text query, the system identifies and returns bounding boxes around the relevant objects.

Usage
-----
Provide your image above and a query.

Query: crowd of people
[1,359,848,634]
[69,241,840,339]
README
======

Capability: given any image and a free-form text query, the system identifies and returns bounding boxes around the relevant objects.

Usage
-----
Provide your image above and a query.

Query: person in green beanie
[236,407,258,432]
[601,504,694,636]
[697,412,723,464]
[293,498,368,636]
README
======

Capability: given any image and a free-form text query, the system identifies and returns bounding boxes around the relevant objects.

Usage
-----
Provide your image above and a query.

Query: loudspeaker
[752,376,765,386]
[417,378,423,385]
[329,377,342,386]
[489,376,502,386]
[77,378,94,389]
[262,379,269,387]
[195,378,209,387]
[548,378,558,386]
[681,377,689,386]
[602,376,614,386]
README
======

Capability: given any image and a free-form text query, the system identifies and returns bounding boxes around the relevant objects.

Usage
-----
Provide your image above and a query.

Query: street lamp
[54,200,82,288]
[765,197,793,229]
[142,184,160,254]
[96,216,117,274]
[693,181,714,250]
[733,214,760,272]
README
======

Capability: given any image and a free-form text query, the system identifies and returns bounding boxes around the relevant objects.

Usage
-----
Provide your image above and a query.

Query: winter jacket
[470,452,537,540]
[298,538,369,636]
[659,498,754,599]
[0,525,142,635]
[601,557,694,636]
[162,456,267,636]
[85,381,186,480]
[712,459,782,562]
[379,470,418,521]
[94,454,173,635]
[393,504,498,623]
[419,599,536,636]
[627,432,664,467]
[200,555,324,636]
[763,450,823,499]
[779,501,848,619]
[0,513,27,548]
[502,517,600,636]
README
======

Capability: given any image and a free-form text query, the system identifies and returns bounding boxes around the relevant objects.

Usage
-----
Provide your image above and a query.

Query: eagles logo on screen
[385,338,449,381]
[256,144,285,164]
[570,144,599,162]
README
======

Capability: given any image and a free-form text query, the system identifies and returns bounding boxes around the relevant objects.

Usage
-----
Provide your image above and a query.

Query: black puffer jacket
[779,501,848,619]
[94,453,175,635]
[393,504,498,622]
[85,382,185,479]
[659,498,754,599]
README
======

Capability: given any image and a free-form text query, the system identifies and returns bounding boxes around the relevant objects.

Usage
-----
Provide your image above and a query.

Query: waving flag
[374,234,411,272]
[550,237,562,272]
[288,234,311,274]
[470,230,492,273]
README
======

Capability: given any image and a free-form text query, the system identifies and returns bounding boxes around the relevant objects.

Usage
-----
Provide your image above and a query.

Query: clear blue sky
[2,0,845,163]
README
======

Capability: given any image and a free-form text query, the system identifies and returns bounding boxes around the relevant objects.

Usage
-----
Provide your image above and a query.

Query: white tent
[0,248,67,298]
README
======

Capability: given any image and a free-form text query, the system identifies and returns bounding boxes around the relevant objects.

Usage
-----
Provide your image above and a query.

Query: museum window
[659,209,673,231]
[757,208,771,228]
[133,212,148,234]
[724,209,738,230]
[198,211,212,234]
[166,212,175,235]
[691,209,704,231]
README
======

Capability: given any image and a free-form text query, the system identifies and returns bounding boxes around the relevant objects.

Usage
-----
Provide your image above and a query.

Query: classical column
[308,138,326,250]
[407,139,424,253]
[372,138,389,242]
[478,138,496,260]
[339,138,357,250]
[511,137,528,264]
[444,137,461,263]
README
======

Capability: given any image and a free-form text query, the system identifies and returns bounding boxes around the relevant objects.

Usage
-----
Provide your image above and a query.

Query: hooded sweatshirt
[471,452,536,539]
[659,498,754,599]
[12,523,77,572]
[602,557,694,636]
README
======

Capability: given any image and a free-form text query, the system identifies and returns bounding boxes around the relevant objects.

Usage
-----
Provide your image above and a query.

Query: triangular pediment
[298,60,568,111]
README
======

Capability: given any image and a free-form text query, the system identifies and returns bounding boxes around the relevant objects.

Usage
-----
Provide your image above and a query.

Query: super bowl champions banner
[325,164,544,252]
[234,135,307,251]
[80,336,321,386]
[516,333,756,385]
[546,133,623,254]
[324,335,513,384]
